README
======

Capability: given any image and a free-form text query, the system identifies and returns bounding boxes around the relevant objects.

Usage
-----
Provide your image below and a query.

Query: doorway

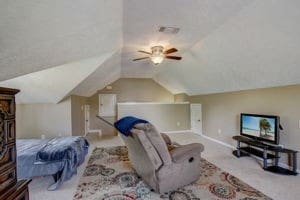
[84,105,90,136]
[190,104,202,135]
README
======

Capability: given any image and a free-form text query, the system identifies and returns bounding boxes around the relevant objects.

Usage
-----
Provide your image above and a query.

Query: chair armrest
[170,143,204,163]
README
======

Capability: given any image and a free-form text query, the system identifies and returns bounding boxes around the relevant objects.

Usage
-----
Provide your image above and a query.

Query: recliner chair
[120,123,204,194]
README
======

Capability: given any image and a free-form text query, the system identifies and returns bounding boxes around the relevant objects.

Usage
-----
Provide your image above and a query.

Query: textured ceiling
[154,0,300,95]
[121,0,252,78]
[1,0,300,103]
[0,54,113,103]
[0,0,122,81]
[69,52,122,97]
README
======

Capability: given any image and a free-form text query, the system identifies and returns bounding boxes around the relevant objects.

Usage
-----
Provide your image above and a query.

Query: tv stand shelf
[232,136,298,176]
[233,146,276,159]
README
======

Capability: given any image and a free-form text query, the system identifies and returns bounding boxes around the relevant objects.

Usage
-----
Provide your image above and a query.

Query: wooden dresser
[0,87,31,200]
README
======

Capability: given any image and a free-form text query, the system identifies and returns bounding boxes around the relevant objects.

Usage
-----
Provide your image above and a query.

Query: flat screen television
[240,113,280,145]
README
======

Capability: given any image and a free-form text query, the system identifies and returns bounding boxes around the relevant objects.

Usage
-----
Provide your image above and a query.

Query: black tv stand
[232,136,298,175]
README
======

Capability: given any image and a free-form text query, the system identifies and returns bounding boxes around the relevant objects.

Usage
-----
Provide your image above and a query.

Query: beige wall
[87,78,175,134]
[189,84,300,168]
[16,96,88,138]
[118,103,190,132]
[16,98,72,139]
[71,95,88,136]
[174,93,189,102]
[98,78,174,102]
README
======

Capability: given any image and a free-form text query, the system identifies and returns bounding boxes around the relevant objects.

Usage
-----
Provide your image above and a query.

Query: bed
[16,136,89,190]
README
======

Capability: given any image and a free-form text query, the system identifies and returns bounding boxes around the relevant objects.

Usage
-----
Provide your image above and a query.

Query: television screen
[240,113,279,144]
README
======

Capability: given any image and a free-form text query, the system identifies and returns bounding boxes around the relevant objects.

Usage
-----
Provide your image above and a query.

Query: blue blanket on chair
[114,116,148,136]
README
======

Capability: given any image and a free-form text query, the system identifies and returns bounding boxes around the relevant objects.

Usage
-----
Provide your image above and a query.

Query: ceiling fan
[133,46,182,65]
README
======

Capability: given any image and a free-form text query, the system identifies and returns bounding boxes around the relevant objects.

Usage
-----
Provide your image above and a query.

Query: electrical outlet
[177,122,181,127]
[218,129,222,134]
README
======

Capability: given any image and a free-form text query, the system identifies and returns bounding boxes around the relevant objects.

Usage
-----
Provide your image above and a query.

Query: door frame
[84,104,90,136]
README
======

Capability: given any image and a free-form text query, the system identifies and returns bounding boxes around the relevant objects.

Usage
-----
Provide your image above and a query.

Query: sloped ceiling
[153,0,300,95]
[0,0,122,81]
[0,53,113,103]
[69,52,122,97]
[121,0,252,78]
[1,0,300,103]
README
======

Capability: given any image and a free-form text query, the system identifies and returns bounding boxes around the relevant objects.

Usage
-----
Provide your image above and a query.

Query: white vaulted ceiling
[0,0,122,81]
[121,0,252,78]
[1,0,300,103]
[154,0,300,95]
[0,53,114,103]
[69,51,122,97]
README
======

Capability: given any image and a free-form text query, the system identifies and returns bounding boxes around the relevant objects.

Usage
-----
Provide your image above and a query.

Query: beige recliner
[120,123,204,194]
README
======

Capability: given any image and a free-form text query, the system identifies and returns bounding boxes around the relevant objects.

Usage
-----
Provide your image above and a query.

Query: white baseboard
[201,133,300,173]
[85,129,102,137]
[163,130,193,134]
[201,134,235,149]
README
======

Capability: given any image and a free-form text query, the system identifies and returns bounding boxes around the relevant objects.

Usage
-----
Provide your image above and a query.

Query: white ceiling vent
[158,26,180,34]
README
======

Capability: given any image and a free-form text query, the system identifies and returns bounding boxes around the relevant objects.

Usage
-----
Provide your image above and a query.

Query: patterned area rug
[74,146,271,200]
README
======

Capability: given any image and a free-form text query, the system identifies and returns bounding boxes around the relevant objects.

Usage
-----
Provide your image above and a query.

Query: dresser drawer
[0,143,16,172]
[0,167,17,194]
[4,120,15,144]
[0,180,31,200]
[13,187,29,200]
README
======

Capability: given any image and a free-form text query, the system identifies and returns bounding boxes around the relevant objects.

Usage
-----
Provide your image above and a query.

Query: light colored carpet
[28,133,300,200]
[73,146,271,200]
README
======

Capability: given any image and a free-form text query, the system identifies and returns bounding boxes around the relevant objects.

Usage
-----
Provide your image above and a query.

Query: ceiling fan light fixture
[150,46,164,65]
[133,45,181,64]
[151,55,164,65]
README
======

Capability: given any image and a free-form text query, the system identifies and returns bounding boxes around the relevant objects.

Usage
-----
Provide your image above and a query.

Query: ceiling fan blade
[164,48,178,54]
[138,50,151,55]
[133,57,149,61]
[165,56,182,60]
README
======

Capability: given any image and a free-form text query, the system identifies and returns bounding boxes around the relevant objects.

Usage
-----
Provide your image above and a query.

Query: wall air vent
[158,26,180,34]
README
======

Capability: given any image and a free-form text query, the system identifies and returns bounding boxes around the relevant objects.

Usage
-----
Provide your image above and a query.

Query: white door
[191,104,202,134]
[84,105,90,135]
[99,94,117,117]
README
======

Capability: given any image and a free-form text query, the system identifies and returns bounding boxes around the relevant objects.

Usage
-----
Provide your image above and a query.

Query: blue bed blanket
[17,136,89,191]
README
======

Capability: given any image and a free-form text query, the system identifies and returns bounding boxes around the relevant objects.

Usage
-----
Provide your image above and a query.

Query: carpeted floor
[73,146,271,200]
